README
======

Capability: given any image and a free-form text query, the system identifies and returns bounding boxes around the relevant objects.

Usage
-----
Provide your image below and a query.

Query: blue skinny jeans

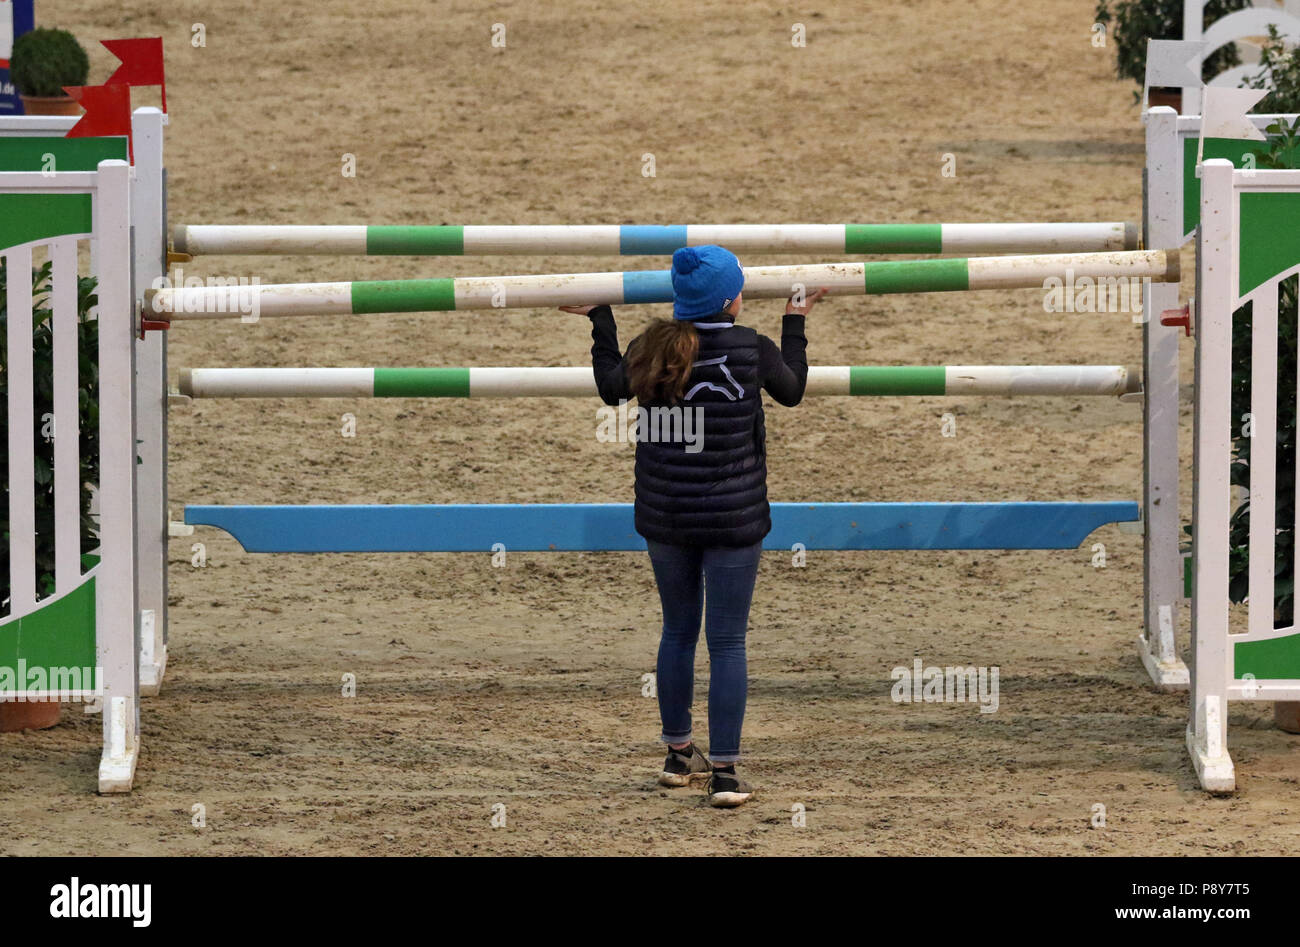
[645,539,762,763]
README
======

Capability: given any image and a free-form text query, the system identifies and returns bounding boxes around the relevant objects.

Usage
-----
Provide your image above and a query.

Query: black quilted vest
[633,322,769,547]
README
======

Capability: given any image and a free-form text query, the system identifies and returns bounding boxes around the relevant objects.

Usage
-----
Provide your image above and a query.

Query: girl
[562,245,824,808]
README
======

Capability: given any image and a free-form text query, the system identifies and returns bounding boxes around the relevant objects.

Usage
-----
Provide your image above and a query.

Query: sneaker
[658,743,712,787]
[707,767,754,807]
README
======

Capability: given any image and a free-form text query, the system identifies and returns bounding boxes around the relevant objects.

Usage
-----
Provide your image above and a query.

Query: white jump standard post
[0,108,170,698]
[1139,106,1191,691]
[0,160,141,792]
[1189,159,1300,792]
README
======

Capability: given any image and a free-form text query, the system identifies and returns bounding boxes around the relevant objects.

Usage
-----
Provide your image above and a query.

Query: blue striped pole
[170,222,1140,256]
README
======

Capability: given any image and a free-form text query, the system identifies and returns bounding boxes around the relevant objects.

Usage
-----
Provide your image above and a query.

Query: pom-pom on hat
[670,245,745,321]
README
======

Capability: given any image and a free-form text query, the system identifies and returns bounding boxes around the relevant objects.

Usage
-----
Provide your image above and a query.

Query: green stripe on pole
[366,226,465,255]
[849,366,947,396]
[862,258,970,294]
[351,278,457,313]
[373,367,471,397]
[844,224,943,254]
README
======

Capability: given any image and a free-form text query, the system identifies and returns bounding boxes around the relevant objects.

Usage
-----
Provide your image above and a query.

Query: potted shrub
[1095,0,1250,110]
[9,27,90,116]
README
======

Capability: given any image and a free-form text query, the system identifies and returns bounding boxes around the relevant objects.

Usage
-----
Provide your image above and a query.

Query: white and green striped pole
[148,250,1177,319]
[177,365,1140,399]
[170,222,1139,256]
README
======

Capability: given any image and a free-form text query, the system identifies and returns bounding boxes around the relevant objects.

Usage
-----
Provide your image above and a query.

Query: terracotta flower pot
[1276,702,1300,734]
[1146,88,1182,112]
[19,94,83,116]
[0,700,62,731]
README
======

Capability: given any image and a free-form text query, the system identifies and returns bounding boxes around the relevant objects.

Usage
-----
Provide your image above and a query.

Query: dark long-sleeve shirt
[586,306,808,406]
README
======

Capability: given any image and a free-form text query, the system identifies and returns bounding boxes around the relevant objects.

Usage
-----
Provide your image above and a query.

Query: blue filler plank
[184,501,1140,553]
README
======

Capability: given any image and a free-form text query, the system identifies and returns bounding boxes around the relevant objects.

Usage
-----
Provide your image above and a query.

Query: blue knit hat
[670,245,744,321]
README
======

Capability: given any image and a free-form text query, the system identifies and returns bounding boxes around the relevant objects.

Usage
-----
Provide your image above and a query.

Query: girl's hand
[559,305,597,315]
[786,287,828,316]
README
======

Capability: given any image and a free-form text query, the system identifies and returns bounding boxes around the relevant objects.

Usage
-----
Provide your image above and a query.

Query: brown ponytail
[625,318,699,404]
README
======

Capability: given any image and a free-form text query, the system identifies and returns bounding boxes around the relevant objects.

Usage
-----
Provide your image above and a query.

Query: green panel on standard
[0,574,98,695]
[1235,631,1300,681]
[0,136,127,172]
[1239,193,1300,294]
[1182,136,1275,237]
[0,193,92,250]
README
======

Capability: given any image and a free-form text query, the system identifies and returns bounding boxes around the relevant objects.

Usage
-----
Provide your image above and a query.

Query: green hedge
[1095,0,1250,93]
[1243,26,1300,116]
[0,260,101,616]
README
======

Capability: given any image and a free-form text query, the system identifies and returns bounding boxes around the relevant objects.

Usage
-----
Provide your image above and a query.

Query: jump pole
[177,365,1141,399]
[147,250,1178,319]
[170,222,1140,256]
